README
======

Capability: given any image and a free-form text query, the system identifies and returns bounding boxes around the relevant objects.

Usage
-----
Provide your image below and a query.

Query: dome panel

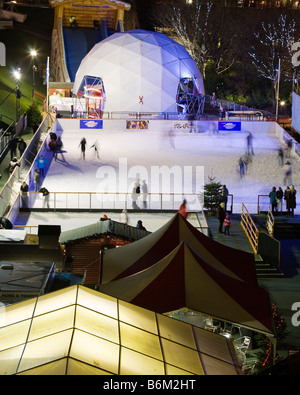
[73,29,204,113]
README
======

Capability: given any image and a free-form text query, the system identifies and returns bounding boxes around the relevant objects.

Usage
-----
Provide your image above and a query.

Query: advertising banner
[218,121,241,131]
[80,120,103,129]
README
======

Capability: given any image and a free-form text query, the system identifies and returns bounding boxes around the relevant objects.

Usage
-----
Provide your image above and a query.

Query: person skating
[35,155,48,177]
[79,138,87,160]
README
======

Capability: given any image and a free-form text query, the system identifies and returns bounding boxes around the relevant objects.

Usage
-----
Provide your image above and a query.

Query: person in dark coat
[286,185,297,217]
[0,217,13,229]
[79,138,87,160]
[136,220,146,231]
[20,181,29,209]
[18,138,27,157]
[9,137,18,160]
[276,187,283,213]
[217,202,226,233]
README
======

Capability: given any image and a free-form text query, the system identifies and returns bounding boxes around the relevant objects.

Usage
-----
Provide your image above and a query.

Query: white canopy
[73,30,205,113]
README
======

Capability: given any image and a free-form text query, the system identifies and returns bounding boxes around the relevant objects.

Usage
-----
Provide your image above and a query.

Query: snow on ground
[19,121,300,231]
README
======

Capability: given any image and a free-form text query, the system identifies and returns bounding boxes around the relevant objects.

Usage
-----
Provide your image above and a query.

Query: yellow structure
[49,0,131,31]
[49,0,131,83]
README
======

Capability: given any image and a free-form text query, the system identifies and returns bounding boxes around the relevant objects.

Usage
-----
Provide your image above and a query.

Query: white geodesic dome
[73,29,205,113]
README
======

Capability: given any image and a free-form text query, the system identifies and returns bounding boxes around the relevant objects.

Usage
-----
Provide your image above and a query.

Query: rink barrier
[15,191,210,235]
[240,204,259,254]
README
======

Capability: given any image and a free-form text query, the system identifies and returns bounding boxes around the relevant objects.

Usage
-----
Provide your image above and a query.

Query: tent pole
[98,249,104,285]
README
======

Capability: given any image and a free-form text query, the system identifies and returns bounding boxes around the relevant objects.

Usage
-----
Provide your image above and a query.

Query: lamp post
[14,67,21,122]
[30,49,37,99]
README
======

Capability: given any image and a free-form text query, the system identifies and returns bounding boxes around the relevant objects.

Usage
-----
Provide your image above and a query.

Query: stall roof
[0,285,242,375]
[101,213,257,285]
[59,219,149,244]
[99,242,274,336]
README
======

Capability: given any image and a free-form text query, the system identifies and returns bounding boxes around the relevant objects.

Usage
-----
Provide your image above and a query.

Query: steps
[273,221,300,239]
[255,254,284,278]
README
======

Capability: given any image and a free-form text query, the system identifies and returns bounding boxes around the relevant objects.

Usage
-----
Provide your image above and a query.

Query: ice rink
[16,118,300,232]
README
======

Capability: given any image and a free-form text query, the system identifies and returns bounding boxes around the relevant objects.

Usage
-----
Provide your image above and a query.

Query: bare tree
[248,13,297,82]
[153,0,214,79]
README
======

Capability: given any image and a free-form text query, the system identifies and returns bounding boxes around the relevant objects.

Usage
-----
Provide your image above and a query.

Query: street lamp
[13,67,21,122]
[30,49,37,99]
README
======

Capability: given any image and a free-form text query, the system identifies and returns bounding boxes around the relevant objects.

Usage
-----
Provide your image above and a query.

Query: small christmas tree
[254,303,288,373]
[202,176,223,214]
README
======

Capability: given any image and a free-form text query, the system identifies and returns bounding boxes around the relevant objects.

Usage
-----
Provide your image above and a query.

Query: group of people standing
[269,185,297,217]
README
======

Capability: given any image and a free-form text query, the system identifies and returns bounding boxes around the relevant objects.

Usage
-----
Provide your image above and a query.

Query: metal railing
[14,191,209,236]
[266,208,275,236]
[240,203,259,254]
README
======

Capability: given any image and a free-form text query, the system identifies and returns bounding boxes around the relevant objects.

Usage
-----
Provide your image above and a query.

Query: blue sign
[218,121,241,132]
[80,119,103,129]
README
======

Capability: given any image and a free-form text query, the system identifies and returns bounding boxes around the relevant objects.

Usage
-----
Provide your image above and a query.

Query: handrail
[266,208,275,236]
[240,203,259,254]
[257,194,269,214]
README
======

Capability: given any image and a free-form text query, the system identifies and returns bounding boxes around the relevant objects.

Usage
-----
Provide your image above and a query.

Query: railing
[13,191,209,236]
[266,208,275,236]
[17,191,202,212]
[257,194,270,214]
[240,203,259,254]
[0,113,54,218]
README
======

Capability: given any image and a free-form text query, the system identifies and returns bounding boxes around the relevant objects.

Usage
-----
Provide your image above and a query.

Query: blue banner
[218,121,241,132]
[80,120,103,129]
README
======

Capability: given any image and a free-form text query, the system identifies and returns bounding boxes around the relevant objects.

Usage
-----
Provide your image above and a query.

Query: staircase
[273,218,300,239]
[255,254,284,279]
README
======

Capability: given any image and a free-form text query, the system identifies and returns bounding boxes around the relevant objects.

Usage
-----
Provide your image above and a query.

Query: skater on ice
[79,137,87,160]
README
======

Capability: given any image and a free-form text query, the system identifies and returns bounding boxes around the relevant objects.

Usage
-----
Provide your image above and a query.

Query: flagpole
[275,59,280,122]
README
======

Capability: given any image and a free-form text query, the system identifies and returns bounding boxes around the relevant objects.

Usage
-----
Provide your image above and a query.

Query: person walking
[269,186,277,215]
[79,138,87,160]
[286,185,297,217]
[223,213,231,235]
[9,136,18,160]
[18,138,27,157]
[217,202,226,233]
[276,186,283,214]
[34,169,41,192]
